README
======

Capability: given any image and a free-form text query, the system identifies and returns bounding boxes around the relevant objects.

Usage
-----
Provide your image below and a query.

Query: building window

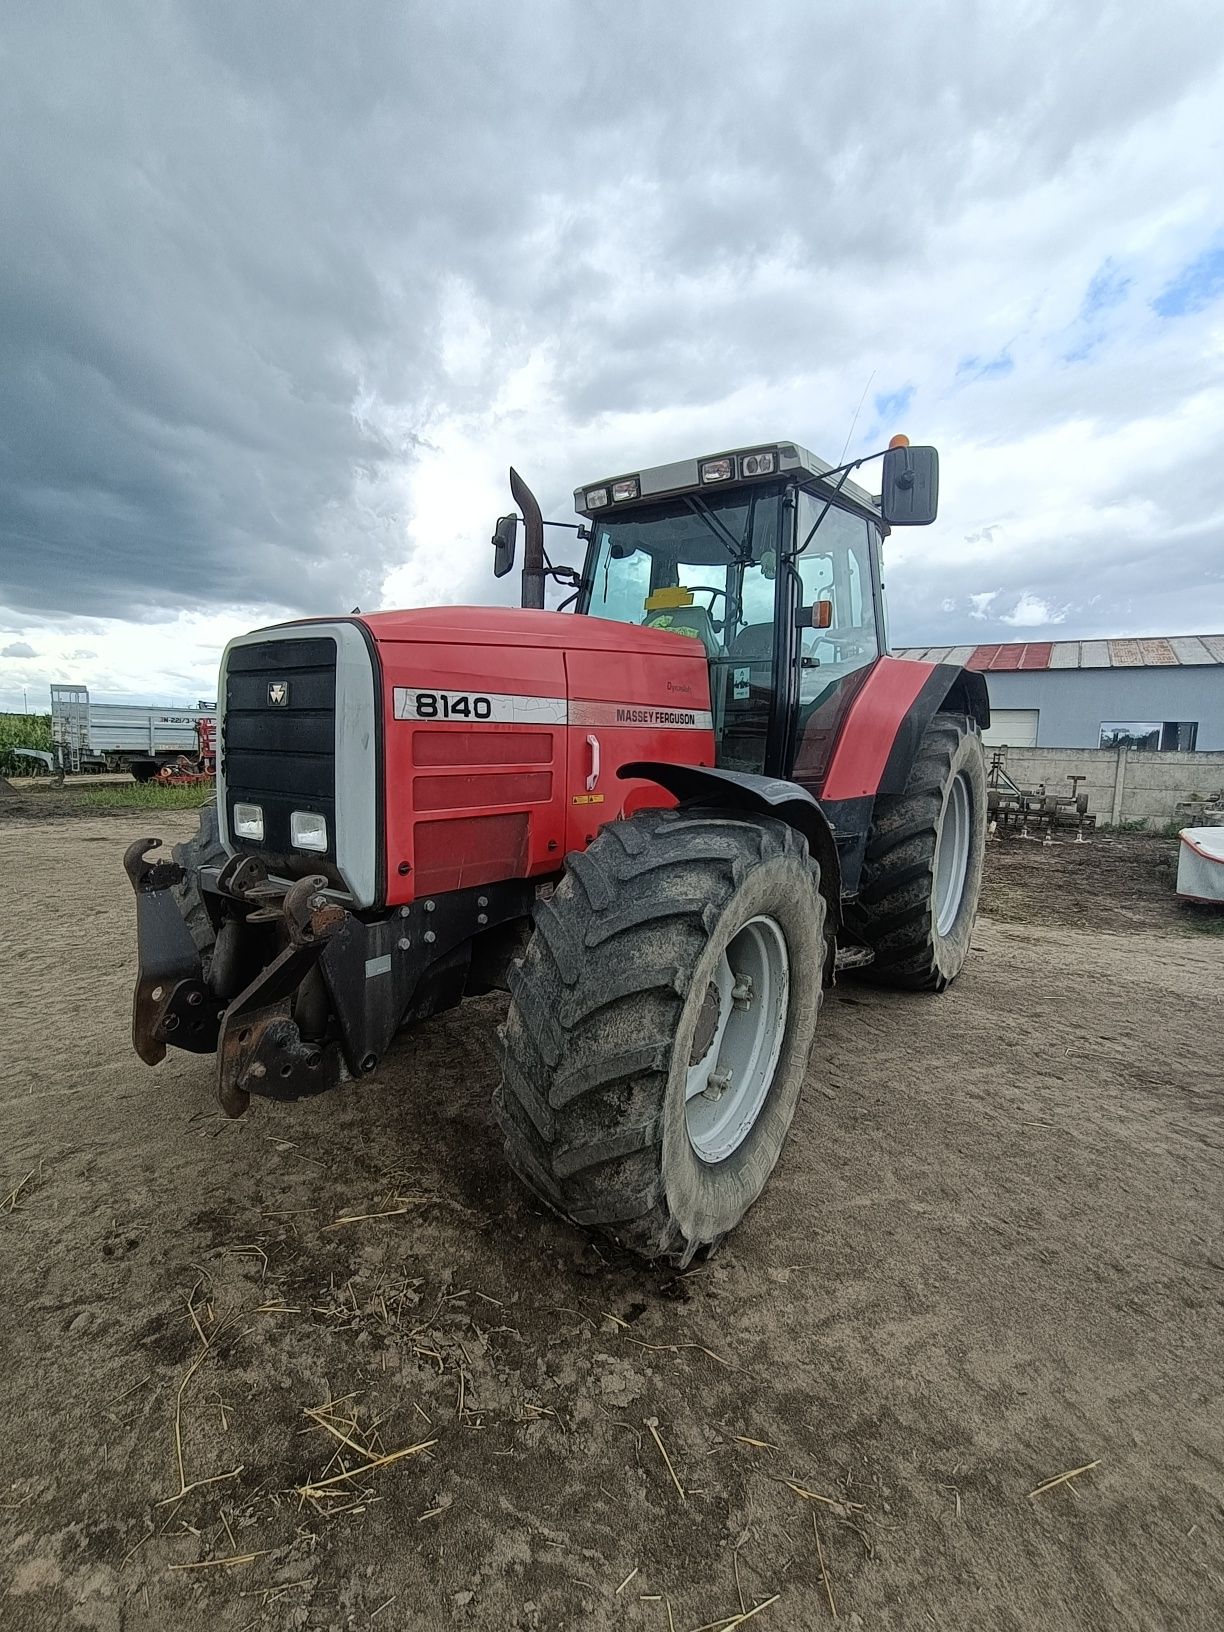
[1099,721,1198,752]
[1161,721,1198,751]
[1100,722,1161,751]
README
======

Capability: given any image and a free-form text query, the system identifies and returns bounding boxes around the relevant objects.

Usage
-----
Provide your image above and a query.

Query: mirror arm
[792,464,858,557]
[790,439,910,554]
[806,444,893,486]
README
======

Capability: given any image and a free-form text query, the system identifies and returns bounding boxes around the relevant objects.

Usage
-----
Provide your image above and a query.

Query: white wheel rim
[685,915,790,1164]
[935,771,972,937]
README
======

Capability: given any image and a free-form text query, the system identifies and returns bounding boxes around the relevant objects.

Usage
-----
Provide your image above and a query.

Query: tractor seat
[642,592,722,661]
[726,622,774,664]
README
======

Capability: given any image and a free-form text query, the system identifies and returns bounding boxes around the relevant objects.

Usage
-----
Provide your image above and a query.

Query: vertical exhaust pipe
[509,467,545,610]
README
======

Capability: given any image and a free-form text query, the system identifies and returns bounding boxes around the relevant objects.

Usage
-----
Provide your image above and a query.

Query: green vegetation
[75,782,215,811]
[0,712,52,775]
[1182,904,1224,936]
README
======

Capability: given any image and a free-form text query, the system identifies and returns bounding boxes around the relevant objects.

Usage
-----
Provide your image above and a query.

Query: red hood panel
[360,605,700,658]
[363,606,714,906]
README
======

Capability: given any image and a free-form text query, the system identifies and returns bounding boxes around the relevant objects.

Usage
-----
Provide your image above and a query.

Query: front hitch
[126,841,349,1117]
[124,838,225,1065]
[214,874,348,1118]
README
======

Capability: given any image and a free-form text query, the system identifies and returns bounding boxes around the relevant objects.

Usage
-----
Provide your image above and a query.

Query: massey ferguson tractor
[126,437,988,1266]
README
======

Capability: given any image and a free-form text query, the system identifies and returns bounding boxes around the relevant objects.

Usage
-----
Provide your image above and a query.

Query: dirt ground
[1,813,1221,1632]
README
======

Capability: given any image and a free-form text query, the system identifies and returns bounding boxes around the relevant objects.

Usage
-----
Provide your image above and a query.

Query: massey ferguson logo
[268,681,289,706]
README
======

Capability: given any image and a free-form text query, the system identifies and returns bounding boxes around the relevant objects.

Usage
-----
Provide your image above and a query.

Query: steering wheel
[684,585,729,628]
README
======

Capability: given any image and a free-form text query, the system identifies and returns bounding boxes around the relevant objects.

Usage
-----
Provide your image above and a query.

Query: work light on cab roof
[574,437,936,524]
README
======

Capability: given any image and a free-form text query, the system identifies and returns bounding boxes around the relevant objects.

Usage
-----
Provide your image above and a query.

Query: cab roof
[573,440,879,520]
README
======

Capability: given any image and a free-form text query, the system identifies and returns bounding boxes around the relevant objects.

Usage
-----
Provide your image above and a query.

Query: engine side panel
[371,620,714,905]
[378,640,569,903]
[563,646,714,852]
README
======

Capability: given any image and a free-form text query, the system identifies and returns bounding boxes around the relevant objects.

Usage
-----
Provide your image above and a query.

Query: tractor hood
[217,607,714,914]
[359,603,706,657]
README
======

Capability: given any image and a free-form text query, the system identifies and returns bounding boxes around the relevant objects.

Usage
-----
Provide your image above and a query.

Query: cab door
[789,497,883,788]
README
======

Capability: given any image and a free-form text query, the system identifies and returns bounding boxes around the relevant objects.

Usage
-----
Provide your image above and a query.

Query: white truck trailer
[50,685,217,778]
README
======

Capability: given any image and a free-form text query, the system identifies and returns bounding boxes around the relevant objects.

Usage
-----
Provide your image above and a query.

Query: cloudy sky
[2,1,1223,709]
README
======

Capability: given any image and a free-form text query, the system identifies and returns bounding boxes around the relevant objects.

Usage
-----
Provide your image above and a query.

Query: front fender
[619,760,842,925]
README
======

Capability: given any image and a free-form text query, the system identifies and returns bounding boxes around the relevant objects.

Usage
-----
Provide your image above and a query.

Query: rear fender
[816,660,990,897]
[618,760,842,927]
[876,663,989,799]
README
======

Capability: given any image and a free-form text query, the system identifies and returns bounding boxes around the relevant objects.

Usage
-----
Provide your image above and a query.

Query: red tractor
[126,437,988,1266]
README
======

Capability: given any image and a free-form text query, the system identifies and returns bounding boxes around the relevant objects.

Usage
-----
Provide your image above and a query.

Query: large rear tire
[171,799,226,971]
[495,808,827,1266]
[845,711,987,990]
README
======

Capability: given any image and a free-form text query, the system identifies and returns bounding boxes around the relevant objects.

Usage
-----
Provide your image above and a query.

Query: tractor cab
[566,439,936,780]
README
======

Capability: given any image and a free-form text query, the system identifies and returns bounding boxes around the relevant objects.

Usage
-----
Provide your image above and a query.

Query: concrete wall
[983,666,1224,750]
[990,745,1224,828]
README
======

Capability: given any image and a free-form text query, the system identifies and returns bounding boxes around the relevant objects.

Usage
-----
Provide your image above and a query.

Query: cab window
[583,483,786,773]
[794,496,879,701]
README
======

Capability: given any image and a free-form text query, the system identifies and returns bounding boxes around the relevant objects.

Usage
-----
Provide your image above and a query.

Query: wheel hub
[688,981,722,1068]
[685,915,790,1165]
[934,771,973,937]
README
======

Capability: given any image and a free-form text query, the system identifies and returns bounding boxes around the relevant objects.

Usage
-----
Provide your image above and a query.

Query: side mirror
[881,444,939,526]
[492,513,518,577]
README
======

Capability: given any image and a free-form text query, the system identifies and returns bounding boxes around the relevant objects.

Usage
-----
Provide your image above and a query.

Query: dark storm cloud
[1,0,1223,641]
[0,1,583,618]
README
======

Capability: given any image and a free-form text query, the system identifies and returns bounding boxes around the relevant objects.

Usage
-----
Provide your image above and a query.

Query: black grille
[223,636,337,864]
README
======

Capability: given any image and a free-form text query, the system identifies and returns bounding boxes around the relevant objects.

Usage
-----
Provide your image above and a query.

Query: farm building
[894,635,1224,751]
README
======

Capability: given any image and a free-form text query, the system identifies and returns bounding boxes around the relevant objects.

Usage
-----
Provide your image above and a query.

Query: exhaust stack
[509,467,545,610]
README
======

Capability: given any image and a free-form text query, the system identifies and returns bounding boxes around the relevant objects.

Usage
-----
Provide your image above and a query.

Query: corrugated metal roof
[893,635,1224,670]
[1048,642,1080,668]
[1169,636,1217,664]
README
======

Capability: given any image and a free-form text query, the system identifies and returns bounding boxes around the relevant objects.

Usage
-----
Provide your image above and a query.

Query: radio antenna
[839,369,876,464]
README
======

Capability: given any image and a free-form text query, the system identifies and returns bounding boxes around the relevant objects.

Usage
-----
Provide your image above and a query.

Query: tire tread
[496,807,820,1263]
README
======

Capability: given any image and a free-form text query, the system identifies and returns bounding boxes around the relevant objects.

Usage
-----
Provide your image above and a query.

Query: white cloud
[1001,593,1069,628]
[0,604,291,711]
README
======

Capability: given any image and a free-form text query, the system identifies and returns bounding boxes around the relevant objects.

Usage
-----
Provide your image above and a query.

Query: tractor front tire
[172,798,226,972]
[495,808,827,1267]
[845,711,987,991]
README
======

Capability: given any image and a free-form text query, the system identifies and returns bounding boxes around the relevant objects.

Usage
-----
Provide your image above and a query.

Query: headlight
[233,802,264,840]
[290,810,328,852]
[700,457,733,483]
[611,477,639,502]
[584,487,609,509]
[740,450,776,476]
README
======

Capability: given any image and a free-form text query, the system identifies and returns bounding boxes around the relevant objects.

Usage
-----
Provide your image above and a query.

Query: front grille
[223,636,337,864]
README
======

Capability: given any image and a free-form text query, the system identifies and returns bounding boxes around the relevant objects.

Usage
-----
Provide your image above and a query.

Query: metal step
[834,944,875,972]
